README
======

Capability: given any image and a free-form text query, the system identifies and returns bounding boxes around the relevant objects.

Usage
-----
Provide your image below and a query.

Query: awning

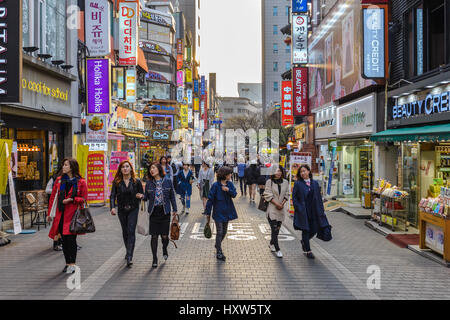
[138,48,149,73]
[123,132,147,139]
[370,123,450,142]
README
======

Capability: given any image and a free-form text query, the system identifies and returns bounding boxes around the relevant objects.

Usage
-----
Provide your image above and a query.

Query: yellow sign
[295,124,306,141]
[180,104,189,128]
[22,79,69,101]
[76,144,90,179]
[194,98,199,111]
[0,140,13,195]
[186,69,192,83]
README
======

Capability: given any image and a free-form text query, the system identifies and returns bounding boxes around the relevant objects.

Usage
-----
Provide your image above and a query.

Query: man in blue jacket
[237,161,247,197]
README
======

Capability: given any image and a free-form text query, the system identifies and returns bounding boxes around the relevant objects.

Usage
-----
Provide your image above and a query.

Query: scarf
[58,174,79,213]
[271,178,283,185]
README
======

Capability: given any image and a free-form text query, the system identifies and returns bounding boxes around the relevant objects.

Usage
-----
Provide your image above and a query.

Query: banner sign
[177,55,183,70]
[292,14,308,64]
[363,7,385,79]
[292,0,307,13]
[194,98,200,111]
[186,69,193,83]
[87,58,111,114]
[177,39,183,54]
[187,89,193,104]
[180,104,189,128]
[126,68,136,103]
[139,40,170,56]
[194,80,199,93]
[177,70,185,86]
[118,1,138,65]
[281,81,294,126]
[86,115,107,143]
[87,151,106,204]
[188,106,193,124]
[141,10,172,27]
[0,0,22,103]
[146,70,170,83]
[293,67,308,116]
[201,76,206,96]
[85,0,111,57]
[177,87,184,103]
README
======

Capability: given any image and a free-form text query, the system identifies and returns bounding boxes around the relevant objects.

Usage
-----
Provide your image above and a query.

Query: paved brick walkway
[1,192,450,300]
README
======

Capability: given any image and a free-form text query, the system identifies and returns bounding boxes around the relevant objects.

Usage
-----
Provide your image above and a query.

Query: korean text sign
[87,151,105,204]
[292,0,307,13]
[85,0,111,57]
[292,14,308,64]
[281,81,294,125]
[87,58,111,114]
[119,1,138,65]
[293,67,308,116]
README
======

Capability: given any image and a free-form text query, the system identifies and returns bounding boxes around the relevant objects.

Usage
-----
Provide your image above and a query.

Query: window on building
[286,43,290,54]
[273,43,278,54]
[428,0,446,71]
[286,6,290,16]
[273,62,278,72]
[273,25,278,35]
[198,0,200,9]
[23,0,30,47]
[273,6,278,16]
[285,62,290,71]
[198,35,200,47]
[273,82,279,92]
[198,16,200,29]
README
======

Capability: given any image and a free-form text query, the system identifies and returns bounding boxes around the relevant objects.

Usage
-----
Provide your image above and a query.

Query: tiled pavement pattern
[1,192,450,300]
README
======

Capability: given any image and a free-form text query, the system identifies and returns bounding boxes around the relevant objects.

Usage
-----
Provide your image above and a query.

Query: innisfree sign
[342,110,366,126]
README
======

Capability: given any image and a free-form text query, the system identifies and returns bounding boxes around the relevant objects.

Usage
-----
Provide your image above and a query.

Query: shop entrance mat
[386,233,419,248]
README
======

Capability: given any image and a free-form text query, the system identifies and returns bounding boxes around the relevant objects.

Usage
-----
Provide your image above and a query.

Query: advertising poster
[325,32,334,87]
[85,0,111,57]
[126,69,136,103]
[87,58,111,114]
[87,151,106,204]
[281,81,294,126]
[293,67,308,116]
[425,222,444,255]
[180,104,189,128]
[107,151,128,196]
[118,1,138,65]
[289,152,312,214]
[177,70,185,86]
[342,10,355,79]
[128,152,136,173]
[86,115,107,143]
[144,114,174,130]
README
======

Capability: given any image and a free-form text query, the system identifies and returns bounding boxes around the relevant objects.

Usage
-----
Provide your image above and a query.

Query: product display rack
[379,195,409,232]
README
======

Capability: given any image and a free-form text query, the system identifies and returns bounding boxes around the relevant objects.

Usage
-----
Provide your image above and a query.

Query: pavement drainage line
[310,241,380,300]
[65,236,147,300]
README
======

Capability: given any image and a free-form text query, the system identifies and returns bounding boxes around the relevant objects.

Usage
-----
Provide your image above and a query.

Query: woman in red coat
[47,158,87,274]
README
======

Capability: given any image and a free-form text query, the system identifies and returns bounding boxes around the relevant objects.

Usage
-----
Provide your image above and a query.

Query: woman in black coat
[292,164,330,259]
[110,160,144,267]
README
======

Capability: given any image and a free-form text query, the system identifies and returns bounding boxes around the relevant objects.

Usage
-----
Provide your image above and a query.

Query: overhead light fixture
[425,85,435,89]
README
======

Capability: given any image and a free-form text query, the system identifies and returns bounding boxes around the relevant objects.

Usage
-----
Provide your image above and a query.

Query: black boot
[126,256,133,267]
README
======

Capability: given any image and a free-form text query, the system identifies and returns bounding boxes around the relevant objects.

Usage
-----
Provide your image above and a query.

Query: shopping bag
[49,191,58,218]
[137,201,149,236]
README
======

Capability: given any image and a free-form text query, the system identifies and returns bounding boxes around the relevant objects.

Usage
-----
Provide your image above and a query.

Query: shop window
[428,0,446,70]
[273,6,278,16]
[23,0,30,47]
[273,82,279,92]
[273,61,278,72]
[273,43,278,54]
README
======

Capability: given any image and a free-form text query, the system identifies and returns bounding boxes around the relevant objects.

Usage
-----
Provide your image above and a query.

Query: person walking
[176,162,194,215]
[237,161,247,197]
[246,161,260,203]
[46,167,62,251]
[263,166,289,258]
[159,156,173,183]
[292,164,330,259]
[198,161,215,214]
[110,160,144,268]
[47,158,87,274]
[204,167,237,261]
[144,162,177,268]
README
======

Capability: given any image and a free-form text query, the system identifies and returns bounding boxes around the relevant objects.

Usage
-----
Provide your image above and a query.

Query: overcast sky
[198,0,262,97]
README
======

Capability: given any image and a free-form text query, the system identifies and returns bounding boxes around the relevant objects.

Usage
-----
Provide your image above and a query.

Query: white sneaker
[66,265,76,274]
[269,244,276,252]
[276,251,283,258]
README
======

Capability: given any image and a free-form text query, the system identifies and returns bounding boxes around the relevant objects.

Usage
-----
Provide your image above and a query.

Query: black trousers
[215,221,229,253]
[118,207,139,259]
[267,217,282,251]
[61,234,77,264]
[239,177,247,194]
[301,230,316,252]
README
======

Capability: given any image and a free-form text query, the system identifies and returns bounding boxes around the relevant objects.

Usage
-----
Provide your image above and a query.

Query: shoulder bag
[258,181,271,212]
[137,200,149,236]
[203,216,212,239]
[69,200,96,234]
[170,214,180,241]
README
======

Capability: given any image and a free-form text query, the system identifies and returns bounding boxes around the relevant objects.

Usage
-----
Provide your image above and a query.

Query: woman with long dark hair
[292,164,330,259]
[159,156,173,183]
[144,162,177,268]
[110,160,144,267]
[47,158,88,274]
[204,166,238,261]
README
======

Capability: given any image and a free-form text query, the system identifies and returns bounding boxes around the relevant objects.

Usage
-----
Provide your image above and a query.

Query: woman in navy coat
[176,162,194,215]
[292,164,330,259]
[204,166,238,261]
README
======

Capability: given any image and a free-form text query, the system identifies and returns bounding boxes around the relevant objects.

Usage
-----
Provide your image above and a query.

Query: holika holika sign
[392,90,450,120]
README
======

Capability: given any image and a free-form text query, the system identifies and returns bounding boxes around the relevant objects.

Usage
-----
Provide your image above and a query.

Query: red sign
[293,67,308,116]
[177,39,183,55]
[177,55,183,70]
[281,81,294,126]
[87,152,106,204]
[141,141,150,148]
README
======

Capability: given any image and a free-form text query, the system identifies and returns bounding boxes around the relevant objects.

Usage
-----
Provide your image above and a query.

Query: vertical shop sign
[85,0,111,57]
[187,89,193,104]
[177,55,183,70]
[177,70,185,86]
[188,106,193,125]
[118,1,138,65]
[177,39,183,69]
[180,104,189,128]
[281,81,294,125]
[86,115,108,143]
[87,151,106,204]
[292,67,308,116]
[194,80,199,93]
[194,98,200,111]
[177,87,184,103]
[87,58,111,114]
[186,69,193,83]
[201,76,206,96]
[292,0,307,13]
[417,8,423,76]
[292,14,308,64]
[0,0,22,103]
[126,68,136,103]
[362,7,385,79]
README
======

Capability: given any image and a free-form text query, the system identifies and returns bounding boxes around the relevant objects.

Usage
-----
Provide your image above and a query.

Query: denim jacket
[204,181,238,223]
[144,178,177,216]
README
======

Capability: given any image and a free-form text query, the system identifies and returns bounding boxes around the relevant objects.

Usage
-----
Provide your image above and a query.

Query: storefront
[336,94,377,207]
[313,104,337,198]
[371,83,450,229]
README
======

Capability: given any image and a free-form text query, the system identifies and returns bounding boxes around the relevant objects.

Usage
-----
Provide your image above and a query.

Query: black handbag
[69,202,96,234]
[258,180,271,212]
[317,225,332,242]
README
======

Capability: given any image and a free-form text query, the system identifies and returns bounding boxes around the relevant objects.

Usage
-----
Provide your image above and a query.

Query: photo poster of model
[342,10,354,79]
[325,32,334,88]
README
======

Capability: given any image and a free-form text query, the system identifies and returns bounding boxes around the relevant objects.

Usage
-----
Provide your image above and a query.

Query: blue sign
[194,80,199,93]
[363,8,385,79]
[417,8,423,76]
[212,120,223,124]
[392,90,450,120]
[201,76,206,96]
[292,0,307,13]
[327,147,336,196]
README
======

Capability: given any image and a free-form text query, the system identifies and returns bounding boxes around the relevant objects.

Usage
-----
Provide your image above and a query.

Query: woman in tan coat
[263,166,289,258]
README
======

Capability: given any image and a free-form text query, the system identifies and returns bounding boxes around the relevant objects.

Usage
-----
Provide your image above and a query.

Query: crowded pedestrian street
[1,194,450,300]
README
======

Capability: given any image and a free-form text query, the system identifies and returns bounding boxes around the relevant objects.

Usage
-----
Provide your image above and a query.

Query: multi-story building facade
[262,0,292,114]
[237,83,262,106]
[218,97,262,123]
